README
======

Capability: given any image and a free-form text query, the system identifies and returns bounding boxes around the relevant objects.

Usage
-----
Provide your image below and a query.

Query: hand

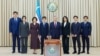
[80,35,82,37]
[71,34,74,37]
[88,35,91,38]
[74,34,77,37]
[60,35,62,37]
[38,35,41,42]
[48,36,51,40]
[67,35,70,37]
[19,35,21,38]
[28,34,31,37]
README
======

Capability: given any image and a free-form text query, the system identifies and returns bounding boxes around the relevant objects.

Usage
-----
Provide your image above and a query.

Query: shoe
[81,51,85,53]
[65,52,69,54]
[33,52,37,54]
[87,52,89,54]
[72,51,77,54]
[78,52,80,55]
[12,51,15,53]
[18,51,20,53]
[41,53,43,55]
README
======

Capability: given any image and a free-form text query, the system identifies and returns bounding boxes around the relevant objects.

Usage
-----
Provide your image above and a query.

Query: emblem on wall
[47,2,58,12]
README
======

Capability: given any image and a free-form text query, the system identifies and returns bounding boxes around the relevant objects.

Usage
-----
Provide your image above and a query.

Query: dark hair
[42,16,46,19]
[22,16,26,19]
[32,17,37,21]
[62,16,69,23]
[13,11,18,14]
[73,16,78,19]
[83,16,88,19]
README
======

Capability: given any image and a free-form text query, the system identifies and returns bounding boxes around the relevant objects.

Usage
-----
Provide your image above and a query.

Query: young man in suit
[19,16,29,53]
[50,16,62,39]
[81,16,92,54]
[9,11,22,53]
[71,16,81,55]
[39,16,49,55]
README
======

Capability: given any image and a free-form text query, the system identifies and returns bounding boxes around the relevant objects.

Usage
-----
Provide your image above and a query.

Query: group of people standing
[9,11,92,55]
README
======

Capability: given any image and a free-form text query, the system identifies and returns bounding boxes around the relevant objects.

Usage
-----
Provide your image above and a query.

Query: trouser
[82,36,90,52]
[72,37,81,52]
[21,37,28,53]
[41,37,47,54]
[12,34,20,52]
[62,35,69,53]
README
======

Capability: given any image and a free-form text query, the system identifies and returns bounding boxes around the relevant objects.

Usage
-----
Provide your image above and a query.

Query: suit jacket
[71,22,81,37]
[50,22,61,38]
[9,17,22,35]
[39,22,49,38]
[81,22,92,36]
[19,22,29,37]
[62,22,70,36]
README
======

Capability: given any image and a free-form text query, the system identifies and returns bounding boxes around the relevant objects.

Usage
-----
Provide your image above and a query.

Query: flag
[36,0,42,23]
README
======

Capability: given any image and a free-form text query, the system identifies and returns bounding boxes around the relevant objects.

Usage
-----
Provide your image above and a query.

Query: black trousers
[21,37,28,53]
[62,35,69,53]
[82,36,90,52]
[12,34,20,52]
[41,37,47,54]
[72,37,81,52]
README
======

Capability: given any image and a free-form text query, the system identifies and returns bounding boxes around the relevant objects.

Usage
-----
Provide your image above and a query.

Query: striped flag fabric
[36,0,42,23]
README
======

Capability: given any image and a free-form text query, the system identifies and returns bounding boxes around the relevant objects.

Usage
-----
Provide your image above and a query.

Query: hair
[42,16,46,19]
[73,16,78,19]
[32,17,37,21]
[13,11,18,14]
[62,16,69,23]
[83,16,88,19]
[22,16,26,19]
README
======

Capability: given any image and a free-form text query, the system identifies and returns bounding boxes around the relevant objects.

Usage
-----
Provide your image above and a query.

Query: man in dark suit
[81,16,92,54]
[19,16,29,53]
[50,16,61,39]
[9,11,22,53]
[39,16,49,55]
[71,16,81,55]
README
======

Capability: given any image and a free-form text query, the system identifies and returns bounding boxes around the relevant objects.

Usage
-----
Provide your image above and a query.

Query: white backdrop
[0,0,100,47]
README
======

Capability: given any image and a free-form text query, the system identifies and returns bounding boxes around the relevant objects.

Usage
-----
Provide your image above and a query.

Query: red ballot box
[44,39,61,56]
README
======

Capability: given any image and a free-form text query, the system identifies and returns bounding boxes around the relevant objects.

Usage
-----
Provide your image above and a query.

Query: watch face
[47,2,58,12]
[48,47,55,54]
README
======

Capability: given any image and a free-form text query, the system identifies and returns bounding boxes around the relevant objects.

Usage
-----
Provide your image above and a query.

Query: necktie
[54,23,57,28]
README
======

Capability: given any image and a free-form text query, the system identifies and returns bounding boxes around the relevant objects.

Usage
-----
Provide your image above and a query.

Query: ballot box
[44,39,61,56]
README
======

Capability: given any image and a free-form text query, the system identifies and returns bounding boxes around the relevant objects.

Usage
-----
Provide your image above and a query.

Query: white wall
[0,0,100,47]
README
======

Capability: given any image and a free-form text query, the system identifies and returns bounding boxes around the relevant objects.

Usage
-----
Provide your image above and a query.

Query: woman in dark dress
[62,16,70,54]
[29,17,40,54]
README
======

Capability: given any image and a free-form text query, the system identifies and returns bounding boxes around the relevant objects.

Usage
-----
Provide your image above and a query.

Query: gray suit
[19,22,29,53]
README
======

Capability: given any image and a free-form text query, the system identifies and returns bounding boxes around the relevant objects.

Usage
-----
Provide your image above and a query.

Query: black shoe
[18,51,20,53]
[41,53,43,55]
[72,51,77,54]
[12,51,15,53]
[78,52,80,55]
[81,51,85,53]
[65,52,69,54]
[87,52,89,54]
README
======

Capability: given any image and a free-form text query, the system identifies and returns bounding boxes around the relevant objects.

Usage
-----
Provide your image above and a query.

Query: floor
[0,47,100,56]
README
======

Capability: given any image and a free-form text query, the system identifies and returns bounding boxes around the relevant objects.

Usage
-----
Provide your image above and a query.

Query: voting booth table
[44,39,61,56]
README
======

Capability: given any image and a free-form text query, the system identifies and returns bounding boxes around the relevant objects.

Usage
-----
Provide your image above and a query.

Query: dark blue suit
[39,22,49,54]
[81,22,92,52]
[71,22,81,53]
[9,17,22,52]
[50,22,61,39]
